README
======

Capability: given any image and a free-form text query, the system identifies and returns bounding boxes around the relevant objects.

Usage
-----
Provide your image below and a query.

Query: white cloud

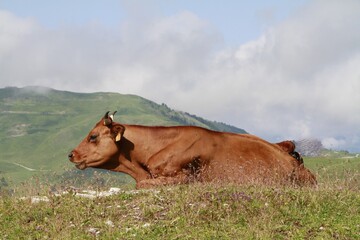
[322,138,346,150]
[1,1,360,152]
[0,10,38,55]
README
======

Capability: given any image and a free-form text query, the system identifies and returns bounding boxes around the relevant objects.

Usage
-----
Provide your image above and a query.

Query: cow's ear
[112,124,125,142]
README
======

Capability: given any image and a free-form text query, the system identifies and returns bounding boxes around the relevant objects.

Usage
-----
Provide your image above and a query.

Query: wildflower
[105,220,115,227]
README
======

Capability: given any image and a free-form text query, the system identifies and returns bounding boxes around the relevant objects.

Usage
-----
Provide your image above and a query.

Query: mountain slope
[0,86,246,184]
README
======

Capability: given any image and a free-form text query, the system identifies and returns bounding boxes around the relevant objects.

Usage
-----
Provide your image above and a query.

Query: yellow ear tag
[115,132,121,142]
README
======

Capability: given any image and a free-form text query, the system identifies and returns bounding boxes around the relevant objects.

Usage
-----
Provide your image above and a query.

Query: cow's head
[68,111,125,170]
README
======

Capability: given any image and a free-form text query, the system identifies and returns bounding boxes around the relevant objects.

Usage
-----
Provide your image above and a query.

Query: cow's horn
[103,111,112,126]
[109,111,117,121]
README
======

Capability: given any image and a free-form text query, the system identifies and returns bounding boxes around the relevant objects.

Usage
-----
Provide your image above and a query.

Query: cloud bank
[1,0,359,151]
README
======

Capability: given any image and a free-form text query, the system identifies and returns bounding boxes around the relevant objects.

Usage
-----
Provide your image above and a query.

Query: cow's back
[198,133,301,184]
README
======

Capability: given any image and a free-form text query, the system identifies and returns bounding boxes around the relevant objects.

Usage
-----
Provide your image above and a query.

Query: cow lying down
[69,112,316,189]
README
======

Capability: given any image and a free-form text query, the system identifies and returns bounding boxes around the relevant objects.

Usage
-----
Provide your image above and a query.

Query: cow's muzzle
[68,150,87,170]
[68,151,74,161]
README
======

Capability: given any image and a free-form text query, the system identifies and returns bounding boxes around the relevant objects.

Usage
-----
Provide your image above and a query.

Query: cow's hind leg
[275,141,295,153]
[289,164,317,186]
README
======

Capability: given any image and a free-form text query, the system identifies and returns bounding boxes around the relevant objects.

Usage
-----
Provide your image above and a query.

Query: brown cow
[68,112,316,188]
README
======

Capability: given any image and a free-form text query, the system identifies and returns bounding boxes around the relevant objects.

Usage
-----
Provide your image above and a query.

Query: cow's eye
[89,134,98,142]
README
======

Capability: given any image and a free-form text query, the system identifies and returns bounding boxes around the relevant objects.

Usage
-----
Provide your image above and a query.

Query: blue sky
[1,0,360,152]
[1,0,307,45]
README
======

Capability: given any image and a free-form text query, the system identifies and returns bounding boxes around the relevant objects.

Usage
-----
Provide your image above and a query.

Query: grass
[0,184,359,239]
[0,157,359,239]
[306,156,360,188]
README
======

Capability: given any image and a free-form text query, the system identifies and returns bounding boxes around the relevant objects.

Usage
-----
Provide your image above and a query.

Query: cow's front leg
[146,138,203,178]
[136,174,188,189]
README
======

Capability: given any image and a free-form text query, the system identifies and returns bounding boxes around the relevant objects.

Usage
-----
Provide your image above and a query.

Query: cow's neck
[114,125,182,180]
[124,125,181,159]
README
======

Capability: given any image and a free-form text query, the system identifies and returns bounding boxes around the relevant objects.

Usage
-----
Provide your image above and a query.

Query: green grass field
[0,157,359,239]
[306,156,360,188]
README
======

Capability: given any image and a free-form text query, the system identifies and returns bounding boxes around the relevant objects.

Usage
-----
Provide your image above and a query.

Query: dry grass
[0,157,359,239]
[0,182,359,239]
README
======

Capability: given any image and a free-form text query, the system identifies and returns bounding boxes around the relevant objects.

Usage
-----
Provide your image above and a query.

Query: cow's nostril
[68,152,74,159]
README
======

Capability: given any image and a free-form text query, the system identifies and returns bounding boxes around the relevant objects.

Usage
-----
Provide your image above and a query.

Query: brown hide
[275,141,296,153]
[69,114,316,188]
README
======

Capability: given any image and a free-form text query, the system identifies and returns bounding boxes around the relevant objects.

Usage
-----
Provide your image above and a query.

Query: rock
[294,139,324,157]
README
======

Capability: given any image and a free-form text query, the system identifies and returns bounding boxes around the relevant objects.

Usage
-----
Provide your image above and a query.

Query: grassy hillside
[0,156,359,239]
[0,86,246,186]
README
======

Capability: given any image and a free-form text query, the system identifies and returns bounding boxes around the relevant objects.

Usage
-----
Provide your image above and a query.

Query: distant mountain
[294,138,353,157]
[294,139,325,157]
[0,86,246,184]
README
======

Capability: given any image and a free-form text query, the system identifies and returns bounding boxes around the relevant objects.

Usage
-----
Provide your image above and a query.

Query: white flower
[105,220,115,228]
[88,227,100,236]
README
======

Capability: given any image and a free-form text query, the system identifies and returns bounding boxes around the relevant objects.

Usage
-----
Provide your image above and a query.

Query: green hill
[0,86,246,185]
